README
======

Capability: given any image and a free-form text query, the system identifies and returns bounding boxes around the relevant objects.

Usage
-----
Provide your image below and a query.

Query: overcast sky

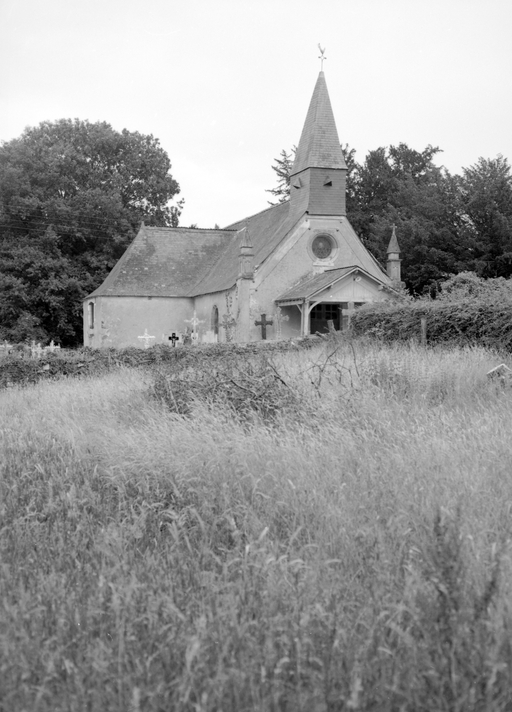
[2,0,511,228]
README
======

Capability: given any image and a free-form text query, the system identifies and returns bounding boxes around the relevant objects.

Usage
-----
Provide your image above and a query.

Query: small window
[211,305,219,336]
[88,302,95,329]
[312,234,335,260]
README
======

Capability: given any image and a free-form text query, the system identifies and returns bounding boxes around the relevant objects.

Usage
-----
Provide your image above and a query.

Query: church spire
[291,72,347,178]
[289,71,347,217]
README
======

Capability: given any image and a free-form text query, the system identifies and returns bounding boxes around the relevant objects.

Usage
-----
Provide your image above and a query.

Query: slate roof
[291,72,347,176]
[276,266,388,303]
[387,225,401,254]
[87,226,236,298]
[87,201,300,299]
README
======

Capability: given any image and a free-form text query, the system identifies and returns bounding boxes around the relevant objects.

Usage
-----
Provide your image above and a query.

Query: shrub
[352,299,512,350]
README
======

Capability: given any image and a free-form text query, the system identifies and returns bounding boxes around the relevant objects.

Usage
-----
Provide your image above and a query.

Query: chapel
[83,71,401,348]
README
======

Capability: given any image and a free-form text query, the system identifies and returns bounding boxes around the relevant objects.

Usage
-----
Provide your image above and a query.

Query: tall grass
[1,339,512,711]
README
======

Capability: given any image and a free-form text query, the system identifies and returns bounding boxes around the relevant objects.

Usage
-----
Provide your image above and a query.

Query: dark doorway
[310,303,340,334]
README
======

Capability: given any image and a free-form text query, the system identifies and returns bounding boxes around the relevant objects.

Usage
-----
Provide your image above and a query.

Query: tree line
[268,144,512,296]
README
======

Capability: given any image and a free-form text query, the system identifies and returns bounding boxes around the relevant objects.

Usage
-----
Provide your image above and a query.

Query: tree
[457,156,512,278]
[0,119,182,345]
[266,148,296,205]
[350,144,469,293]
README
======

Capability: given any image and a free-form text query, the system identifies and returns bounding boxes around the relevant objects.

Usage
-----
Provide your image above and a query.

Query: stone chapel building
[83,71,401,348]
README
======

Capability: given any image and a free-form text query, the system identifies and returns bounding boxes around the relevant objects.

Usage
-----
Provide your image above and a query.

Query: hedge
[351,299,512,350]
[0,338,321,389]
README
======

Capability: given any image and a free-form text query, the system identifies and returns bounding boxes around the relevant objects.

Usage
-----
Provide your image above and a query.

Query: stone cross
[46,340,60,353]
[138,329,155,349]
[30,341,43,359]
[220,312,237,342]
[273,307,289,339]
[168,332,180,347]
[255,313,273,340]
[184,310,205,340]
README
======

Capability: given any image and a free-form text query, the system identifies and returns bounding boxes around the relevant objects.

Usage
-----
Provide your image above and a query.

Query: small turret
[238,228,254,280]
[386,225,402,283]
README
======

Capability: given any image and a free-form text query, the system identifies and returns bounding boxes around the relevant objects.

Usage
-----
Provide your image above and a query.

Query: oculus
[312,234,335,260]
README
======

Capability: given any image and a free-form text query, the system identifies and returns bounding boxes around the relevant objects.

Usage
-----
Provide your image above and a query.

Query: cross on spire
[318,44,326,71]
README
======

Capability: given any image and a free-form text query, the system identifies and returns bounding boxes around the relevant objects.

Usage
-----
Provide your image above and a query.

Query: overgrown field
[2,339,512,711]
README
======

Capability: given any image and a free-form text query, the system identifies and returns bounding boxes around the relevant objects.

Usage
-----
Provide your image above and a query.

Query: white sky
[1,0,511,228]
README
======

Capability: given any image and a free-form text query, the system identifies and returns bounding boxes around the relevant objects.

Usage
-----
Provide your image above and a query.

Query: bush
[0,339,320,389]
[352,299,512,350]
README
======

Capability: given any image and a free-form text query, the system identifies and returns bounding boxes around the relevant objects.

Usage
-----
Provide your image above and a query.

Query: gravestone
[220,312,236,342]
[255,313,273,340]
[138,330,155,349]
[30,341,43,359]
[168,333,180,347]
[184,310,205,344]
[274,307,289,339]
[487,363,512,384]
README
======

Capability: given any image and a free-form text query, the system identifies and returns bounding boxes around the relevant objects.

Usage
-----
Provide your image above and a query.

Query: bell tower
[289,71,347,218]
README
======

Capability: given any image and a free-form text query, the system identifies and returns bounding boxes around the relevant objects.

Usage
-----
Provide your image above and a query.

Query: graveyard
[2,334,512,710]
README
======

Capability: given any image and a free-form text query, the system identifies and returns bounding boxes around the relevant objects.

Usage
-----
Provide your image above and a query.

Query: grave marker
[220,312,236,342]
[184,310,205,344]
[273,307,289,339]
[255,313,273,340]
[138,329,155,349]
[30,341,43,359]
[487,363,512,383]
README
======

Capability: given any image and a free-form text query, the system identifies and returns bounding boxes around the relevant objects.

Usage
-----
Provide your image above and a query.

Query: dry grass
[1,339,512,711]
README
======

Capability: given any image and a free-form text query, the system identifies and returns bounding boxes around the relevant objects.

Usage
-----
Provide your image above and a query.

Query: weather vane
[318,44,326,70]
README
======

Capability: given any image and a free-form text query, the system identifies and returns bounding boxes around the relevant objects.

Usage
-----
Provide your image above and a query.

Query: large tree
[354,144,469,293]
[0,119,182,345]
[457,156,512,278]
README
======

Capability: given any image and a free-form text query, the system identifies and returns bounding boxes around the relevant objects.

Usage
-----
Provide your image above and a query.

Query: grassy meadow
[2,338,512,711]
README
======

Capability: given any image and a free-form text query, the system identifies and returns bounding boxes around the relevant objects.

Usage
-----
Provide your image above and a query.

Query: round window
[312,234,334,260]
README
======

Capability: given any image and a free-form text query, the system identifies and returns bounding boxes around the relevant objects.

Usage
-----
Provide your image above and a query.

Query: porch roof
[275,266,387,305]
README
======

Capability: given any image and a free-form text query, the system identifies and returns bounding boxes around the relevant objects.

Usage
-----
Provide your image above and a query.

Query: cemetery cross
[255,313,273,340]
[220,313,237,342]
[138,329,155,349]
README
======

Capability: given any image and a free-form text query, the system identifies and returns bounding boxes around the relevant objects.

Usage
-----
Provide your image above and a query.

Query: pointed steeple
[291,72,347,177]
[289,72,347,217]
[386,225,402,283]
[387,224,400,255]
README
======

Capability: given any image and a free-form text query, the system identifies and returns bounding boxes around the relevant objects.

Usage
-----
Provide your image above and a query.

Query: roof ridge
[224,200,289,229]
[144,225,236,233]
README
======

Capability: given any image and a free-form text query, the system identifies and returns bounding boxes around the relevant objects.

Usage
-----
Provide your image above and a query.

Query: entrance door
[309,303,340,334]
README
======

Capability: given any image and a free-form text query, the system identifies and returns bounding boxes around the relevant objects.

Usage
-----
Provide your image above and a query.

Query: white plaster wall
[84,296,193,348]
[194,288,236,343]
